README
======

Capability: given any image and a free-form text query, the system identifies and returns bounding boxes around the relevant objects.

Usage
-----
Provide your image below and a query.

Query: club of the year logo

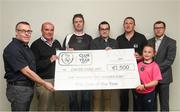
[59,52,74,65]
[58,52,92,66]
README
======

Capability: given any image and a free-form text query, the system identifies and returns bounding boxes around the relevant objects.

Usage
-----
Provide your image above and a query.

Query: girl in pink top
[134,44,162,111]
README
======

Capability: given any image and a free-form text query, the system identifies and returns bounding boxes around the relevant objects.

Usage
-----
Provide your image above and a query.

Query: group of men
[3,13,176,111]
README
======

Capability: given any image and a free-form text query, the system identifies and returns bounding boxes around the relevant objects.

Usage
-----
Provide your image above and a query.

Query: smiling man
[116,17,148,111]
[90,21,118,111]
[63,13,92,111]
[3,21,54,111]
[30,22,66,111]
[148,21,177,111]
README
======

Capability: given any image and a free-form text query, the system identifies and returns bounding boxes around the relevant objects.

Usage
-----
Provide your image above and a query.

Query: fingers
[66,48,74,51]
[44,82,55,92]
[134,52,142,61]
[136,84,145,91]
[105,47,112,51]
[50,55,58,63]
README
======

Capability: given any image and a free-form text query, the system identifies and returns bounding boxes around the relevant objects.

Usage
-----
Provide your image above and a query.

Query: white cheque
[54,49,140,90]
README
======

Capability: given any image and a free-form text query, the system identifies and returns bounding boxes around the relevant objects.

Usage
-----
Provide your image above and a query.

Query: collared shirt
[116,31,147,55]
[155,35,164,52]
[90,36,118,50]
[41,36,55,47]
[3,38,36,82]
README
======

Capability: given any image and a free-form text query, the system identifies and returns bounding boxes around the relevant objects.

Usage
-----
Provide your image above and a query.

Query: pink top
[137,61,162,94]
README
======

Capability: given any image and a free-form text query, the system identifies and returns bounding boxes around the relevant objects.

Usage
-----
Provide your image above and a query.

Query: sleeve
[90,39,97,50]
[142,35,148,48]
[62,37,67,50]
[153,63,162,81]
[116,37,120,48]
[4,47,28,72]
[158,40,177,72]
[88,36,93,50]
[54,40,62,50]
[114,40,119,49]
[140,35,148,55]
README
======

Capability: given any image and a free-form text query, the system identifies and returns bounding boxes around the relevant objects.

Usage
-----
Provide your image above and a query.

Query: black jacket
[148,35,176,83]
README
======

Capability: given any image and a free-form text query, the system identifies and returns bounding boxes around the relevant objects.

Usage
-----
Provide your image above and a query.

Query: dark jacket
[148,35,176,83]
[90,37,118,50]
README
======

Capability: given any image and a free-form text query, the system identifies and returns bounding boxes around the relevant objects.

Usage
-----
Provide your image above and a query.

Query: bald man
[31,22,68,111]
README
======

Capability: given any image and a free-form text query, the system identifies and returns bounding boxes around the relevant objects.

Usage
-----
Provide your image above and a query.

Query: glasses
[100,28,110,31]
[154,27,165,30]
[16,29,32,34]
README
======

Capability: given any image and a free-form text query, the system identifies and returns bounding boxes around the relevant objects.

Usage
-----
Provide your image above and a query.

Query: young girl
[134,44,162,111]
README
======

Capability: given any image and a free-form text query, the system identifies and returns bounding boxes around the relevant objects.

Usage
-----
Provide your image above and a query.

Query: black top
[63,33,92,50]
[116,31,147,55]
[30,38,62,79]
[3,38,36,83]
[90,37,118,50]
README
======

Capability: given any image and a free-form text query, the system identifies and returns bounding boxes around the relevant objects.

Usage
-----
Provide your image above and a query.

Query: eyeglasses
[99,28,110,31]
[154,27,165,30]
[16,29,32,34]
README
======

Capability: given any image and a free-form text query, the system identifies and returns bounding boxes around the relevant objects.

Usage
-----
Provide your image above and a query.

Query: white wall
[0,0,11,110]
[170,1,180,110]
[0,0,179,110]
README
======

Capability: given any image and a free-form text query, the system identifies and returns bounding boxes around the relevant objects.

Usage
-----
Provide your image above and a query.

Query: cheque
[54,49,140,90]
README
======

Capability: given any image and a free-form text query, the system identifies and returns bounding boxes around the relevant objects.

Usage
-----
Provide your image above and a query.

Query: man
[3,21,54,111]
[148,21,176,111]
[116,17,147,111]
[91,21,118,111]
[31,22,68,111]
[63,13,92,111]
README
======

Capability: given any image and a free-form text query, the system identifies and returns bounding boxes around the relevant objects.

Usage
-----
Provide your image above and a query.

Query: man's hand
[105,47,112,50]
[134,52,142,61]
[50,55,58,63]
[20,66,55,92]
[43,81,55,92]
[66,48,74,51]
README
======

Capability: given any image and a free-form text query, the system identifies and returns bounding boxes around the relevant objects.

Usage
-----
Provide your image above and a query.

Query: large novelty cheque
[54,49,140,90]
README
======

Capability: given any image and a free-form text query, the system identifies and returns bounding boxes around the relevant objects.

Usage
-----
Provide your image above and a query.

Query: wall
[170,1,180,110]
[0,0,179,110]
[0,0,11,110]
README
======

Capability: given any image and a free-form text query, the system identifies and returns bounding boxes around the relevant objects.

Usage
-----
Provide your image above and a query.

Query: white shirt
[155,35,164,52]
[41,36,55,47]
